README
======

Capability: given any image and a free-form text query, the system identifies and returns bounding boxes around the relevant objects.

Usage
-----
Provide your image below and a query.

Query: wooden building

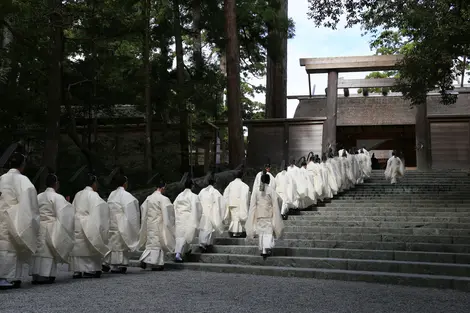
[287,55,470,170]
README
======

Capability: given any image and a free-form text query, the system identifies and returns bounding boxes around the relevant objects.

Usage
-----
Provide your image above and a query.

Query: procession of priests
[0,148,404,289]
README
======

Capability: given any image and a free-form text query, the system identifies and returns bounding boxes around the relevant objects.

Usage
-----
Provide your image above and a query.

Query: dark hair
[88,173,97,187]
[184,179,194,189]
[115,174,128,188]
[342,151,347,157]
[264,163,271,170]
[156,180,166,189]
[9,152,25,169]
[300,161,307,167]
[290,159,296,165]
[46,173,58,188]
[236,170,243,179]
[392,150,396,156]
[309,156,315,162]
[321,154,327,162]
[261,170,270,184]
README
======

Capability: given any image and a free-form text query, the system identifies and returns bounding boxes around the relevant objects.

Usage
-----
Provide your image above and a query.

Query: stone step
[297,211,470,217]
[170,245,470,264]
[324,199,470,203]
[282,226,470,236]
[175,253,470,277]
[314,208,470,213]
[213,238,470,253]
[289,216,470,223]
[286,220,470,229]
[322,203,470,208]
[130,262,470,291]
[272,232,470,244]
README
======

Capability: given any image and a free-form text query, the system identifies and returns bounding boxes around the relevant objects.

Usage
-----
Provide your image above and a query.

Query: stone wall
[294,93,470,125]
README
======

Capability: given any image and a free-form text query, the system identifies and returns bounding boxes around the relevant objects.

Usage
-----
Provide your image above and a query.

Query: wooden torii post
[299,55,431,171]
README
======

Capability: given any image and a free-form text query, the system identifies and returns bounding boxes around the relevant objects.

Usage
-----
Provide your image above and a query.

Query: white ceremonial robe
[246,185,284,255]
[275,170,299,215]
[0,169,39,280]
[69,187,109,273]
[287,165,308,202]
[357,153,370,181]
[104,187,140,267]
[30,188,74,278]
[174,189,202,255]
[340,156,354,190]
[385,156,405,184]
[306,162,324,201]
[319,163,334,199]
[323,161,339,196]
[138,191,175,267]
[362,149,372,177]
[198,185,225,247]
[330,158,344,192]
[223,178,250,234]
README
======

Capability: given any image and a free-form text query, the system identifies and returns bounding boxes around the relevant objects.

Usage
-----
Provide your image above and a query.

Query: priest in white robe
[306,156,324,202]
[103,175,140,274]
[223,171,250,237]
[0,153,39,289]
[246,171,284,260]
[69,175,110,278]
[30,173,74,285]
[287,161,309,206]
[275,166,299,219]
[340,150,355,190]
[138,180,175,271]
[198,173,225,252]
[319,155,335,199]
[385,151,405,184]
[174,178,202,262]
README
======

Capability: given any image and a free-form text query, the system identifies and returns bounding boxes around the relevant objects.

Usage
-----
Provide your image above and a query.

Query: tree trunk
[41,0,64,189]
[192,0,203,75]
[224,0,244,168]
[143,0,153,178]
[174,0,189,173]
[265,0,288,118]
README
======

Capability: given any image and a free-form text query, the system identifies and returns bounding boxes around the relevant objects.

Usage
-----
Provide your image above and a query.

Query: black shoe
[93,271,102,278]
[140,262,147,270]
[73,272,83,279]
[102,264,111,273]
[281,214,288,220]
[111,267,127,274]
[11,280,21,288]
[151,266,164,271]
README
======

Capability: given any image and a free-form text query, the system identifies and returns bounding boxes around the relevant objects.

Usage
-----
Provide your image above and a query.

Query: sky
[249,0,376,118]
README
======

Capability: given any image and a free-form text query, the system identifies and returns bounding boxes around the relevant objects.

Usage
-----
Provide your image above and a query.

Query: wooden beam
[322,71,339,153]
[338,78,397,89]
[300,55,403,74]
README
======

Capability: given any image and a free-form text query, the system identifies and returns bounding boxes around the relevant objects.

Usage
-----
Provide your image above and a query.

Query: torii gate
[299,55,431,171]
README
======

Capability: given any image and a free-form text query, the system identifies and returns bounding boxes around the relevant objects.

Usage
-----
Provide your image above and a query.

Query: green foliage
[307,0,470,105]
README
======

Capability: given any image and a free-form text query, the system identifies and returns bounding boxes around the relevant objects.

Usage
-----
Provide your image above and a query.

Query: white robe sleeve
[211,189,225,235]
[245,190,257,239]
[270,188,284,239]
[5,184,39,255]
[116,195,140,251]
[384,157,393,179]
[46,194,75,263]
[159,197,176,253]
[80,196,110,256]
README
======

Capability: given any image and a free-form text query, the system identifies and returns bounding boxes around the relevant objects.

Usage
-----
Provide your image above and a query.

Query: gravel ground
[1,265,470,313]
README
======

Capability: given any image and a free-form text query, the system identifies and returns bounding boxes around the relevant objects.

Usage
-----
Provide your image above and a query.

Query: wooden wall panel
[246,125,284,168]
[430,121,470,169]
[288,124,323,161]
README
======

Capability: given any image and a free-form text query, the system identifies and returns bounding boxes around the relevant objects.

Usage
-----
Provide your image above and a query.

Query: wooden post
[322,70,339,154]
[415,102,431,170]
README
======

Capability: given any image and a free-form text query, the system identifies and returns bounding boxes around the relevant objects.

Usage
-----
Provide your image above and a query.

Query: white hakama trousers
[0,251,23,280]
[256,218,275,254]
[69,256,102,273]
[198,229,214,247]
[175,238,191,255]
[139,249,165,266]
[227,206,244,234]
[104,251,130,267]
[29,256,57,278]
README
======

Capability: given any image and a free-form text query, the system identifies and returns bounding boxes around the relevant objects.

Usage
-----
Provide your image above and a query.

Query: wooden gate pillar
[322,70,339,154]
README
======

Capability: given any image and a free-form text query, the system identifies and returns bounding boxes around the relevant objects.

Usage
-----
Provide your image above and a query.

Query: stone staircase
[131,170,470,291]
